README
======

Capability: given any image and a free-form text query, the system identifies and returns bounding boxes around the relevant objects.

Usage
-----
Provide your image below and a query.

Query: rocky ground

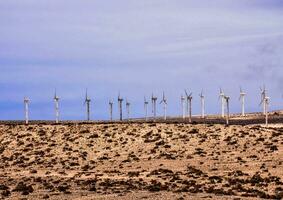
[0,122,282,199]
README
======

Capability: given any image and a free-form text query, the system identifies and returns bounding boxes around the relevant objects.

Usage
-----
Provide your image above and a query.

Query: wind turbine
[260,96,270,126]
[185,90,193,122]
[239,87,246,117]
[109,99,113,121]
[54,89,60,123]
[159,91,167,120]
[84,89,91,121]
[126,99,130,120]
[181,95,185,119]
[199,90,205,119]
[219,88,225,118]
[260,85,267,114]
[144,96,149,121]
[24,97,30,124]
[118,93,123,121]
[151,93,158,119]
[224,95,230,125]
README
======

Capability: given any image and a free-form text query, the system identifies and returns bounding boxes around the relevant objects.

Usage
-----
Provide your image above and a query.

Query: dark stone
[13,182,34,195]
[0,184,9,190]
[1,189,11,197]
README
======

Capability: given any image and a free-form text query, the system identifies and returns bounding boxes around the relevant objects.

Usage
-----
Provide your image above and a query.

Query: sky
[0,0,283,120]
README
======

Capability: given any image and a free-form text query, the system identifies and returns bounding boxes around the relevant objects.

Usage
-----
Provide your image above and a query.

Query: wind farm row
[19,86,276,126]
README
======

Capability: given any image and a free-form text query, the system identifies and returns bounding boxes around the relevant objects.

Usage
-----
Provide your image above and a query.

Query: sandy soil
[0,122,282,199]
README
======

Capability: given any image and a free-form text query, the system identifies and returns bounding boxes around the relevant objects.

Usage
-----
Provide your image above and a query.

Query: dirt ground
[0,122,282,199]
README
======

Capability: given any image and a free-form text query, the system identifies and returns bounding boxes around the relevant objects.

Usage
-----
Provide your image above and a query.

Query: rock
[1,189,11,197]
[0,184,9,190]
[13,182,34,195]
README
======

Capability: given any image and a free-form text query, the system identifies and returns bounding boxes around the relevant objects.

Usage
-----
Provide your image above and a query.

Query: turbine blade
[54,88,57,99]
[85,88,88,101]
[184,89,188,97]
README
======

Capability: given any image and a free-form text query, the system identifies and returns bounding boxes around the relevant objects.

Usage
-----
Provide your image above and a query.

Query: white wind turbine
[159,91,167,120]
[118,92,123,121]
[144,96,149,121]
[24,97,30,124]
[54,89,60,123]
[260,85,267,114]
[224,95,230,125]
[239,87,246,117]
[219,88,225,118]
[260,96,270,126]
[199,90,205,119]
[185,90,193,122]
[151,93,158,119]
[84,89,91,121]
[126,99,130,120]
[109,99,113,121]
[181,95,185,119]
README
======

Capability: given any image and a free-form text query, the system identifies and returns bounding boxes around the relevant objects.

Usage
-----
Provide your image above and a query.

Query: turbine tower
[159,91,167,120]
[151,93,158,119]
[118,93,123,121]
[109,99,113,121]
[181,95,185,119]
[239,87,246,117]
[54,89,60,123]
[126,99,130,120]
[260,96,270,126]
[199,90,205,119]
[185,90,193,122]
[219,88,225,118]
[24,97,30,124]
[144,96,149,121]
[260,85,267,114]
[84,89,91,121]
[224,95,230,125]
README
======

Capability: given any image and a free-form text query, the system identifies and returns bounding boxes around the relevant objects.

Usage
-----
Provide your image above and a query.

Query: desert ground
[0,115,282,199]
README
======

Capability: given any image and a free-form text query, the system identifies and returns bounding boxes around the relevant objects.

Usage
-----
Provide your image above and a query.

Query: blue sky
[0,0,283,120]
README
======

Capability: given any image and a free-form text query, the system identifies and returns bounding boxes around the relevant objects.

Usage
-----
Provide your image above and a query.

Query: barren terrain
[0,120,282,199]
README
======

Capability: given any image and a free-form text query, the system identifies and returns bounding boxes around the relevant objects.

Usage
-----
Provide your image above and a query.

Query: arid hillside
[0,123,282,199]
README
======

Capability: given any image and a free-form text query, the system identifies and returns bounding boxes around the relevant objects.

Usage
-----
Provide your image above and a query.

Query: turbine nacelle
[126,99,130,106]
[224,95,230,101]
[24,97,30,103]
[260,85,267,98]
[54,89,60,101]
[151,93,157,101]
[260,96,270,105]
[84,89,91,104]
[184,90,193,100]
[144,96,149,105]
[160,92,167,104]
[118,93,123,102]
